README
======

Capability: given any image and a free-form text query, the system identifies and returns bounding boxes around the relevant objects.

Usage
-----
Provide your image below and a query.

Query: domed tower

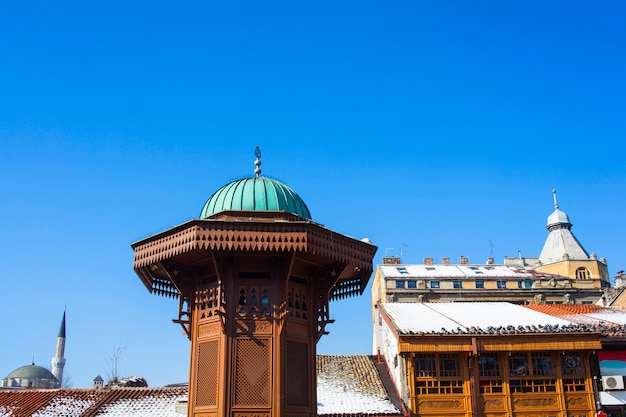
[536,189,610,287]
[131,148,376,417]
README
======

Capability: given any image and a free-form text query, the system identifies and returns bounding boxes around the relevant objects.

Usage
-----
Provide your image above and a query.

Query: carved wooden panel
[198,322,222,338]
[512,395,558,409]
[482,397,505,411]
[418,399,464,409]
[234,338,270,406]
[235,319,272,335]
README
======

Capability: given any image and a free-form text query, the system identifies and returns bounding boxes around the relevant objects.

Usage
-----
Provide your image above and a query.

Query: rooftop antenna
[489,240,494,258]
[385,247,396,257]
[254,146,262,178]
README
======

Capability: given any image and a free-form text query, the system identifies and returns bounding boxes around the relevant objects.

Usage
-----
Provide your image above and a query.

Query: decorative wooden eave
[131,216,377,300]
[396,333,602,354]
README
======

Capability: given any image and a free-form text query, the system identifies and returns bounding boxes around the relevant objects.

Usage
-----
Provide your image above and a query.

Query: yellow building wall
[536,259,609,289]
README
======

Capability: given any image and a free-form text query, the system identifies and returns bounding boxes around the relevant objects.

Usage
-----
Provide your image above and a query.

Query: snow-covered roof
[0,356,404,417]
[380,302,591,335]
[0,387,187,417]
[317,355,403,416]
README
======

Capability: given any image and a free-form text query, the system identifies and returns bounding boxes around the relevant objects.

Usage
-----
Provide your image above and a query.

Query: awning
[600,390,626,406]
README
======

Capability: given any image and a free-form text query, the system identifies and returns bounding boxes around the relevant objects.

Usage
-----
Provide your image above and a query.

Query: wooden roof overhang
[131,214,377,300]
[396,333,602,354]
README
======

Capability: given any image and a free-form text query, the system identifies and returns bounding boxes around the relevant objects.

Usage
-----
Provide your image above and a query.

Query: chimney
[460,257,468,265]
[424,257,434,265]
[442,258,450,265]
[383,257,401,264]
[487,257,494,264]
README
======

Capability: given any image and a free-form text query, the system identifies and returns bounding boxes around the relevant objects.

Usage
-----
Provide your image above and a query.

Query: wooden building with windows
[374,302,602,417]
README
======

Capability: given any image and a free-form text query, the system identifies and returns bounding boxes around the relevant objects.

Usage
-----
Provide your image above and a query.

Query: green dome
[6,364,58,381]
[200,177,311,220]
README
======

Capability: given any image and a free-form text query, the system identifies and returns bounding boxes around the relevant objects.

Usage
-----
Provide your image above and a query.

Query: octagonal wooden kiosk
[132,171,376,417]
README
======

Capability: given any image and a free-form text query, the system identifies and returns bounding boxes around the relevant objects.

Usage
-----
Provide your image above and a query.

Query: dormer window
[397,267,409,275]
[576,267,591,280]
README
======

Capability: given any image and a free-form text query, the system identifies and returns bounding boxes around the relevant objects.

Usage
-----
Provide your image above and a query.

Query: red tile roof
[0,388,187,417]
[525,304,609,315]
[0,356,405,416]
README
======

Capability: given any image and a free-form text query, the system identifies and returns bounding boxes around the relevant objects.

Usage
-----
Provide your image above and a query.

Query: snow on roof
[94,390,185,417]
[31,395,97,417]
[586,311,626,326]
[317,355,402,416]
[0,357,404,417]
[380,302,579,335]
[0,389,104,417]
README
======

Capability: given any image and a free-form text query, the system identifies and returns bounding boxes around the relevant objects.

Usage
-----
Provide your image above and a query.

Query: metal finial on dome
[552,188,559,209]
[254,146,262,178]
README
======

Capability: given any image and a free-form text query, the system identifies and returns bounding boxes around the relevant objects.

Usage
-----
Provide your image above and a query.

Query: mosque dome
[199,147,311,220]
[6,364,57,381]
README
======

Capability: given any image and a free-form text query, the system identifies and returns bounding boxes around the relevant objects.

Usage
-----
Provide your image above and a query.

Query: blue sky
[1,1,625,388]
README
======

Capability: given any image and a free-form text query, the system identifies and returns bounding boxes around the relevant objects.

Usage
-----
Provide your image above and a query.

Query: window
[478,353,503,394]
[561,352,582,376]
[518,280,532,288]
[407,280,417,288]
[532,352,554,376]
[453,280,462,289]
[475,280,485,288]
[509,352,557,393]
[497,280,506,289]
[478,354,500,377]
[397,267,409,275]
[414,353,463,395]
[416,354,437,377]
[395,280,405,289]
[510,353,529,376]
[576,267,591,280]
[439,354,460,377]
[430,281,440,289]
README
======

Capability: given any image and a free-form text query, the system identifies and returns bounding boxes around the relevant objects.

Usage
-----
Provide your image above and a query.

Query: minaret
[51,310,66,387]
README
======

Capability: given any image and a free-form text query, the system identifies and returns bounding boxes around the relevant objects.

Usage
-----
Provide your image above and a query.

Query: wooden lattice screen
[286,340,309,407]
[196,340,219,407]
[235,338,270,406]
